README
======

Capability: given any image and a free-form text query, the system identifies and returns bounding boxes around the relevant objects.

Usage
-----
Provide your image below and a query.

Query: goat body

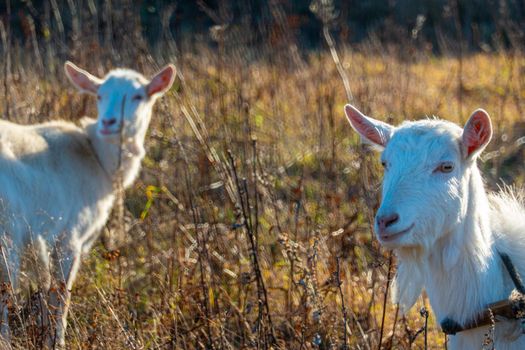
[345,104,525,349]
[0,118,116,276]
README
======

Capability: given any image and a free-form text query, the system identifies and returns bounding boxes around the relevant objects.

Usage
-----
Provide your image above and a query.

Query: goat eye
[381,160,387,169]
[132,94,143,101]
[435,162,454,173]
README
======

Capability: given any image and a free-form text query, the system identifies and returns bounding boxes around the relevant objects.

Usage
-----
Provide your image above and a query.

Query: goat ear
[146,64,176,97]
[344,104,393,149]
[64,61,102,95]
[462,109,492,159]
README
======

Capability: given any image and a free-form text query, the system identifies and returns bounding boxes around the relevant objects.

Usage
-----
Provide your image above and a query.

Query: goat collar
[440,252,525,335]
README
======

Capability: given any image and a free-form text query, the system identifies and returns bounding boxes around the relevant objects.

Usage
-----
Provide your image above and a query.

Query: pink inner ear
[66,65,98,93]
[344,105,391,147]
[75,76,93,91]
[354,116,385,146]
[147,67,175,96]
[464,110,491,157]
[345,107,385,146]
[467,120,484,155]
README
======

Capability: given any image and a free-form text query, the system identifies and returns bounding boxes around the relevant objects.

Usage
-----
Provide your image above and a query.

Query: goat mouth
[99,129,122,136]
[379,223,414,242]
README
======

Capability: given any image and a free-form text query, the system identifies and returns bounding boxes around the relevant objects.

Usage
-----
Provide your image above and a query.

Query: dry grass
[1,28,525,349]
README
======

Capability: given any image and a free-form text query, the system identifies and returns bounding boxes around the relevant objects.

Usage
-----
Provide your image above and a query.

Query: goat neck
[85,118,147,188]
[414,165,507,326]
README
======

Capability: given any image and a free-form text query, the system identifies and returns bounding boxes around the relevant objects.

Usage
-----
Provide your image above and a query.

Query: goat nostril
[377,213,399,229]
[385,213,399,227]
[103,118,117,127]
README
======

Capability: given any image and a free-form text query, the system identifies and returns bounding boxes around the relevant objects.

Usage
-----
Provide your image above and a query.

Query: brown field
[1,24,525,349]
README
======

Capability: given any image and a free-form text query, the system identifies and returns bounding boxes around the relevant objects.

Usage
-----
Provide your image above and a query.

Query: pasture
[1,1,525,349]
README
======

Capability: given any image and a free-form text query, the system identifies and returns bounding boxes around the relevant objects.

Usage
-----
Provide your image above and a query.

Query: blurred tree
[0,0,523,55]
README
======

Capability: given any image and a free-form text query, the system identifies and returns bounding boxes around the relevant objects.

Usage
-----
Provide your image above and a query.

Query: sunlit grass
[0,46,524,348]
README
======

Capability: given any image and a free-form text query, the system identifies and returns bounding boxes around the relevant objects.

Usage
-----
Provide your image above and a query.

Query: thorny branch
[227,149,276,347]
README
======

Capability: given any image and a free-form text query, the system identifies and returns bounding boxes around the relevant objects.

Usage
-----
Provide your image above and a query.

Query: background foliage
[0,0,525,349]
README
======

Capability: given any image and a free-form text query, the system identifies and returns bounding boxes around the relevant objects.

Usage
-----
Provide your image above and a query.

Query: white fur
[0,62,175,347]
[345,104,525,349]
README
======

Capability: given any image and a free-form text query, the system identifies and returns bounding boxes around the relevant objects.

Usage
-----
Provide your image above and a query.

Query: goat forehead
[100,74,146,94]
[104,69,148,84]
[384,120,462,165]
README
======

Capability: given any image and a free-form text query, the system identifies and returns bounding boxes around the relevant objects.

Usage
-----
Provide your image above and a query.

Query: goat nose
[102,118,117,127]
[377,213,399,230]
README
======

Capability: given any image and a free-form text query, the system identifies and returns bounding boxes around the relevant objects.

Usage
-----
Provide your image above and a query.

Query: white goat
[0,61,175,347]
[344,104,525,349]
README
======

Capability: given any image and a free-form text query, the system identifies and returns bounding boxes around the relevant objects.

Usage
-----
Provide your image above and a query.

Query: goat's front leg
[0,282,12,343]
[48,245,81,348]
[0,242,20,349]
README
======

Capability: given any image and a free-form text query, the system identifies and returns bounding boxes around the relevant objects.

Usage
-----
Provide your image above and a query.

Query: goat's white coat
[0,62,175,346]
[345,104,525,349]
